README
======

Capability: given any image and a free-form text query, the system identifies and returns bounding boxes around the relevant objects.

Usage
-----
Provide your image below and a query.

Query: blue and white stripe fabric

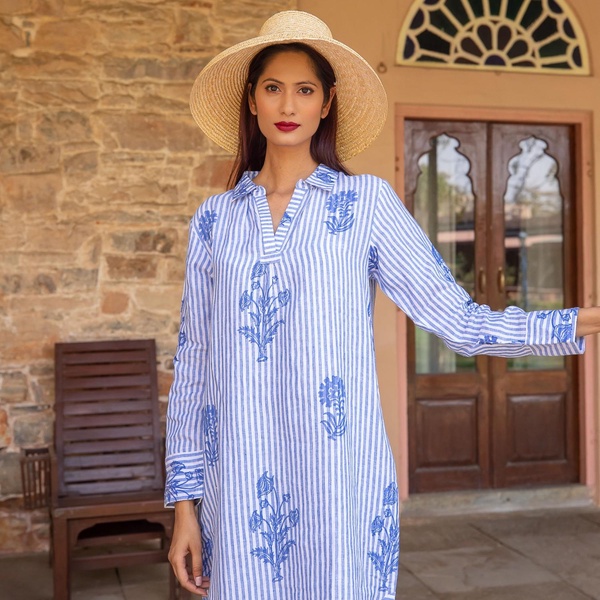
[165,164,584,599]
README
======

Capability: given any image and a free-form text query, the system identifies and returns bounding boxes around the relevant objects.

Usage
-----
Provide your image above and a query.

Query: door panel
[405,119,579,493]
[405,121,490,492]
[490,123,578,488]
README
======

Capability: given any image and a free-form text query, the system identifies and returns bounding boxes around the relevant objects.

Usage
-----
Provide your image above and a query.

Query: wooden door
[405,120,579,493]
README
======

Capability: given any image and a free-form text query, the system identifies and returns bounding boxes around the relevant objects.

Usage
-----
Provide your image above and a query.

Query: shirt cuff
[526,308,586,356]
[164,452,205,508]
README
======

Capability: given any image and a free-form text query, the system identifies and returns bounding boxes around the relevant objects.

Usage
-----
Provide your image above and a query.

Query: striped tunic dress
[164,164,584,600]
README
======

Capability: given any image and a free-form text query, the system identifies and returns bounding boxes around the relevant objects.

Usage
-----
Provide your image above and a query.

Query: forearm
[576,307,600,337]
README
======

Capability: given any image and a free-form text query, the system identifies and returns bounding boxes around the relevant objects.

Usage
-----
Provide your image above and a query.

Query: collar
[230,164,339,201]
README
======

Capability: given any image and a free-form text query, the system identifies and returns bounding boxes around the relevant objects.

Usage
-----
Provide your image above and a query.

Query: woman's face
[249,50,335,154]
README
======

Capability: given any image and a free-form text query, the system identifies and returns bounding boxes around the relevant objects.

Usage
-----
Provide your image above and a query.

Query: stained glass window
[397,0,589,74]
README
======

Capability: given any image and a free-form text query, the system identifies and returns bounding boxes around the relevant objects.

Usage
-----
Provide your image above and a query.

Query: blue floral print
[318,376,347,439]
[324,190,358,234]
[432,245,454,282]
[536,308,577,342]
[164,461,204,505]
[238,262,290,362]
[249,471,299,583]
[202,404,218,467]
[198,209,217,242]
[202,536,213,577]
[368,245,379,277]
[174,301,187,363]
[315,167,336,184]
[368,482,399,593]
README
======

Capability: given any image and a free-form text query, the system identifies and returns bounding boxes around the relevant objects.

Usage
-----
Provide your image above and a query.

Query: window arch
[397,0,590,75]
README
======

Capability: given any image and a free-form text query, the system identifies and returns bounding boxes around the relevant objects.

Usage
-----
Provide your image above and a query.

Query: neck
[254,146,319,194]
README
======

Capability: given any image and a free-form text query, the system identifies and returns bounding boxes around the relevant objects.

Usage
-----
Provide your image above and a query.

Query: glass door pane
[414,133,477,374]
[503,136,565,370]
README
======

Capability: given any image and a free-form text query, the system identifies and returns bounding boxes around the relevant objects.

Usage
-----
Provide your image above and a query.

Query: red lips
[275,122,300,132]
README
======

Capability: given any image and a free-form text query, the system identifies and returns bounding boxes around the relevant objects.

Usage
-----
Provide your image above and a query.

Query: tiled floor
[2,507,600,599]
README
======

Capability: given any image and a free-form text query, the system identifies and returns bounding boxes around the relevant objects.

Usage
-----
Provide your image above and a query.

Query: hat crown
[259,10,333,40]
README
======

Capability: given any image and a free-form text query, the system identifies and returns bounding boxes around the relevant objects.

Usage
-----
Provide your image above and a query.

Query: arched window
[397,0,589,74]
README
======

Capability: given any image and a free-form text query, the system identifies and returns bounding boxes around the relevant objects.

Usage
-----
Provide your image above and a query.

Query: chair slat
[62,425,154,442]
[63,412,152,429]
[63,451,155,469]
[61,374,151,390]
[63,399,153,416]
[64,464,157,483]
[63,438,156,455]
[63,388,151,403]
[64,478,154,495]
[60,349,151,365]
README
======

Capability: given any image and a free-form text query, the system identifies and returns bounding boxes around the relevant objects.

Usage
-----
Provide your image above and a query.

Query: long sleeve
[164,208,215,507]
[369,179,585,358]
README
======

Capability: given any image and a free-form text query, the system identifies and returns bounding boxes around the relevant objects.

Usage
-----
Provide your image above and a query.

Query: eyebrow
[261,77,318,86]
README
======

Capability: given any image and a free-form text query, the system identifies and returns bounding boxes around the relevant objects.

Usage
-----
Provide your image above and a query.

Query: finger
[171,559,209,597]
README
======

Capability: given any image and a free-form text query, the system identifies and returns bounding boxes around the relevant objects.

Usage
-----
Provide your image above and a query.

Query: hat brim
[189,32,388,163]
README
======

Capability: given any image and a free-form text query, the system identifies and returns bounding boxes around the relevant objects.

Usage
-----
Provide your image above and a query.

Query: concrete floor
[2,506,600,599]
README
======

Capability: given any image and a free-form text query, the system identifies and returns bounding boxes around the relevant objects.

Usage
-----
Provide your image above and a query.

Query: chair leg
[52,516,70,600]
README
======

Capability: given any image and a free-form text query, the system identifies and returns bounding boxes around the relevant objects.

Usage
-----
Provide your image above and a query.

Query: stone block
[174,9,214,49]
[97,9,174,52]
[63,150,98,180]
[33,274,56,294]
[0,143,60,174]
[33,18,99,54]
[164,256,186,283]
[105,255,158,280]
[134,284,182,313]
[0,373,28,406]
[101,291,130,314]
[30,376,53,407]
[60,268,99,291]
[193,155,234,189]
[0,119,17,144]
[20,80,100,107]
[0,274,23,296]
[2,172,62,215]
[110,229,178,254]
[102,55,207,82]
[12,408,53,448]
[0,0,35,13]
[0,452,21,494]
[0,20,23,53]
[23,224,95,253]
[38,110,92,142]
[0,409,12,449]
[0,508,29,553]
[158,369,173,397]
[9,52,97,80]
[99,112,204,152]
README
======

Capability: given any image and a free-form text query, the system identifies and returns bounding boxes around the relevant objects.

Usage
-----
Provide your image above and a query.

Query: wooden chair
[51,339,176,600]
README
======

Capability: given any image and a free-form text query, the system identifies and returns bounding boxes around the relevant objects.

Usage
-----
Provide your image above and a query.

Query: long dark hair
[227,42,351,188]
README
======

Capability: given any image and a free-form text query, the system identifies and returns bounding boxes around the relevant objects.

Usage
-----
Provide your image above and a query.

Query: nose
[280,90,296,116]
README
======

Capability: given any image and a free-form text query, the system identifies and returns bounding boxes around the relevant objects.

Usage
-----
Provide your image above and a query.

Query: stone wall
[0,0,295,554]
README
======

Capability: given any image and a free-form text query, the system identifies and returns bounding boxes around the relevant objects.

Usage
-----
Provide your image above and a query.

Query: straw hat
[189,10,388,162]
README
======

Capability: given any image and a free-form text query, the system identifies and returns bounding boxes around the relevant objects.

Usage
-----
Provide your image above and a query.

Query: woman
[165,10,600,599]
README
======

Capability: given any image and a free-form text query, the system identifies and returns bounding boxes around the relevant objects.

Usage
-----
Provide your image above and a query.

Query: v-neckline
[252,180,309,259]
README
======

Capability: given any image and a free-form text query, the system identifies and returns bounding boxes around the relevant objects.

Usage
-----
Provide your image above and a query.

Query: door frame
[393,104,598,503]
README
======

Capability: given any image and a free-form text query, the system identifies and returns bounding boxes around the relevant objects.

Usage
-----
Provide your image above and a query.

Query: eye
[265,84,280,93]
[299,87,314,95]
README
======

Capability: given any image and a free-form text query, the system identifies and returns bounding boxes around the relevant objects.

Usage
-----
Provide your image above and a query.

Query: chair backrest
[54,339,163,498]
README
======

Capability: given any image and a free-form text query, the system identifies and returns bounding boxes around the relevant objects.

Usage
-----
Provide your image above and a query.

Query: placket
[252,182,310,260]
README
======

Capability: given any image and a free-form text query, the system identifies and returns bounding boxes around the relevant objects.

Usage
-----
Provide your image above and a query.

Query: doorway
[404,119,579,493]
